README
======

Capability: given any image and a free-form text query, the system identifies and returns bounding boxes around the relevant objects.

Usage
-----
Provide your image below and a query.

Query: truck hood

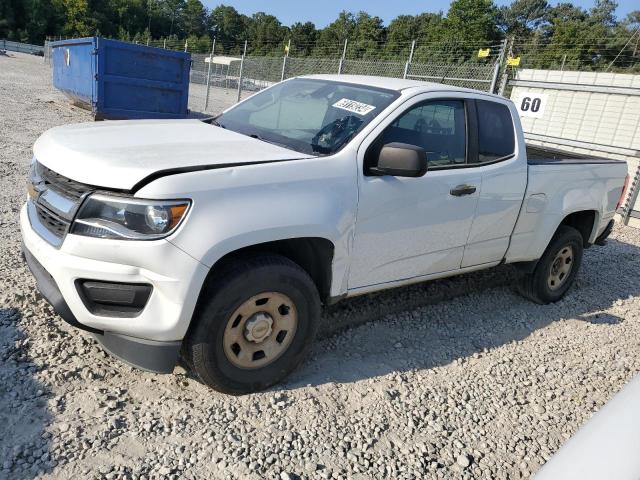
[33,119,312,190]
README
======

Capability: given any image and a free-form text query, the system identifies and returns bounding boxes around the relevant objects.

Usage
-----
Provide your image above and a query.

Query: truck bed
[526,144,626,165]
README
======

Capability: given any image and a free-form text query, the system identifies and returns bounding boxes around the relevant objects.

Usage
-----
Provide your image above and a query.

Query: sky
[202,0,637,27]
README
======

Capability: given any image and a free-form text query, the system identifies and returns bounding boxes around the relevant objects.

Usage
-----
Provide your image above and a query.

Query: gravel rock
[533,404,546,414]
[1,52,640,480]
[457,454,472,468]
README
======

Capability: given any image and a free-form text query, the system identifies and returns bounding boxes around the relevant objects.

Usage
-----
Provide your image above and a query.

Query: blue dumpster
[50,37,190,120]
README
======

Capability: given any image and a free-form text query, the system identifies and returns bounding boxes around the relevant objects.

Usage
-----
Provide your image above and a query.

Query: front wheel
[517,225,584,304]
[183,254,320,394]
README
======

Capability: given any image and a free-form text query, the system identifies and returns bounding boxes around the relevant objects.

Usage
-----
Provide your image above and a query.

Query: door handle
[450,184,477,196]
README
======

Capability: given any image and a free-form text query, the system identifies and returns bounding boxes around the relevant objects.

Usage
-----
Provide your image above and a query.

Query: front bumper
[23,246,181,372]
[20,203,209,372]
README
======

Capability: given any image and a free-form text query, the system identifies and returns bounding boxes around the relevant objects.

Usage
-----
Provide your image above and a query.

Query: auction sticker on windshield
[332,98,376,116]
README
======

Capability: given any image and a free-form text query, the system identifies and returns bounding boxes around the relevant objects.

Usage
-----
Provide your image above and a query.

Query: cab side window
[476,100,515,163]
[381,100,467,167]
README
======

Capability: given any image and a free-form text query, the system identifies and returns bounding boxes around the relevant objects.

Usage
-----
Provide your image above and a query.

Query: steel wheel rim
[547,244,574,291]
[223,292,298,369]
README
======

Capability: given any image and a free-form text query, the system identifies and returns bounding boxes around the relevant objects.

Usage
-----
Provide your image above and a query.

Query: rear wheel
[183,254,320,394]
[517,225,584,304]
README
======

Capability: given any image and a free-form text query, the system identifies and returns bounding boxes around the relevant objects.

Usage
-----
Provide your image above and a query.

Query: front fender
[136,154,358,297]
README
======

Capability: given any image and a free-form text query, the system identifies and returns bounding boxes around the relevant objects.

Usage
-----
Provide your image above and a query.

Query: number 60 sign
[514,92,548,119]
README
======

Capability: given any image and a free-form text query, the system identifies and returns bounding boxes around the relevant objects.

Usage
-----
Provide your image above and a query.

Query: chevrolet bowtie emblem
[27,181,43,201]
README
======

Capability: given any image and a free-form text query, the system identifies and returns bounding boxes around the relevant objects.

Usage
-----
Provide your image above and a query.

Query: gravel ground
[1,52,640,480]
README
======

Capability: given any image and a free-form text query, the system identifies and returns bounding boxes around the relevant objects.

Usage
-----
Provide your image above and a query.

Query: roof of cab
[300,74,501,98]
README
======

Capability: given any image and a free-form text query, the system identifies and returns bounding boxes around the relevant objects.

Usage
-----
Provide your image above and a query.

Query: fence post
[280,39,290,82]
[184,39,188,52]
[237,40,247,103]
[403,40,416,79]
[497,37,514,97]
[606,28,640,72]
[163,38,167,49]
[338,39,348,74]
[203,38,216,111]
[489,38,508,94]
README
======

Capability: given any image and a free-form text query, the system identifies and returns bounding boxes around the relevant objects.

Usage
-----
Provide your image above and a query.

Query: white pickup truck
[21,75,628,394]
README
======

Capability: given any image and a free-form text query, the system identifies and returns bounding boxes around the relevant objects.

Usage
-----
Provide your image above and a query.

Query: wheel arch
[557,209,599,247]
[201,237,335,304]
[512,210,597,274]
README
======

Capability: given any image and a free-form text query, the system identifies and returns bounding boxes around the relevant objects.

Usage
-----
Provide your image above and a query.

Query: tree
[352,12,385,58]
[414,13,446,41]
[23,0,64,42]
[208,4,247,52]
[623,11,640,60]
[315,11,356,56]
[2,0,638,74]
[289,21,317,56]
[245,12,287,55]
[186,33,210,52]
[102,0,148,39]
[183,0,206,36]
[57,0,96,36]
[498,0,549,37]
[386,15,418,51]
[589,0,617,30]
[161,0,186,37]
[443,0,500,45]
[538,2,620,70]
[0,0,27,40]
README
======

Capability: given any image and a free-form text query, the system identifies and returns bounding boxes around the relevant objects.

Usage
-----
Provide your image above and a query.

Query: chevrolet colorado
[21,75,629,394]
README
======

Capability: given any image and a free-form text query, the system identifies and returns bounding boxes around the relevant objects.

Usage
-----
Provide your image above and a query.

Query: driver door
[348,95,482,289]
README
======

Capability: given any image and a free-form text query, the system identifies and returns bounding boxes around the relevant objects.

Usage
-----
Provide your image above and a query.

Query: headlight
[71,194,190,240]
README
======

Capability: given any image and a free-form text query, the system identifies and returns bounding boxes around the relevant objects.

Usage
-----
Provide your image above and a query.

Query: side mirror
[369,143,428,178]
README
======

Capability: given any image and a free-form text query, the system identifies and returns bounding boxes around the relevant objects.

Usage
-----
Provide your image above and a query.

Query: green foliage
[208,4,246,52]
[314,11,356,56]
[0,0,637,72]
[444,0,500,44]
[245,12,287,55]
[498,0,550,38]
[351,12,385,59]
[289,21,316,56]
[183,0,206,36]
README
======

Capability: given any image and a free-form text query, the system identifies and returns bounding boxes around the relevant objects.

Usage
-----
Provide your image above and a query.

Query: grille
[35,204,69,237]
[39,165,93,201]
[29,162,96,244]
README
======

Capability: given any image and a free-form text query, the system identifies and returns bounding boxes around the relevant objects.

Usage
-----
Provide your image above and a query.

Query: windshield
[214,78,400,156]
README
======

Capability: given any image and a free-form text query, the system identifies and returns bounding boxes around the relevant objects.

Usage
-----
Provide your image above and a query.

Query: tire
[517,225,584,304]
[183,254,320,394]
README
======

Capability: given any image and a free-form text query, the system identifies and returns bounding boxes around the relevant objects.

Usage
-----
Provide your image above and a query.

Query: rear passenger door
[460,99,527,267]
[348,94,482,289]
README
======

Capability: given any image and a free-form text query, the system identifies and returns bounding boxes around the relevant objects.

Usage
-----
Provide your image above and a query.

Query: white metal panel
[510,69,640,222]
[204,55,241,65]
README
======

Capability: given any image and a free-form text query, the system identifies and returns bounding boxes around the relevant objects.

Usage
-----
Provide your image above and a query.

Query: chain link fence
[408,62,498,91]
[38,36,507,114]
[1,39,44,55]
[21,34,640,113]
[46,35,640,116]
[191,43,505,114]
